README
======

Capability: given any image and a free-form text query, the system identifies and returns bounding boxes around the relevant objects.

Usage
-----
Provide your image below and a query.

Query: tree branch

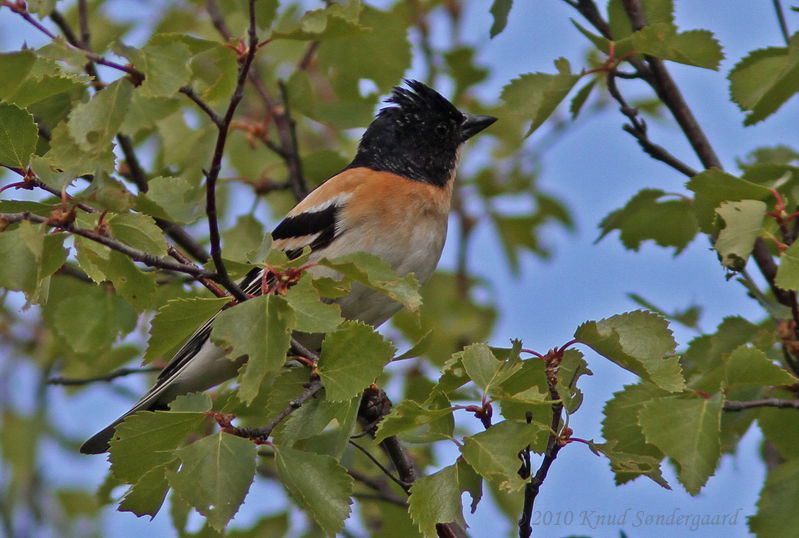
[724,398,799,412]
[46,366,161,386]
[199,0,261,303]
[229,377,324,441]
[0,212,210,277]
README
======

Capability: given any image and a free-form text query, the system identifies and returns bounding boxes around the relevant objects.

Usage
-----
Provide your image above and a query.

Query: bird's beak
[460,113,497,141]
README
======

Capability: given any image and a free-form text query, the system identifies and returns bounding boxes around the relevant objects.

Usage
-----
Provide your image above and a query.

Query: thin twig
[46,366,162,386]
[231,378,324,441]
[724,398,799,412]
[1,212,210,277]
[772,0,791,46]
[200,0,260,303]
[350,440,411,492]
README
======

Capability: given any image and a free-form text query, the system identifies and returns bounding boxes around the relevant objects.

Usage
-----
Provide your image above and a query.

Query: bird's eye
[435,123,449,137]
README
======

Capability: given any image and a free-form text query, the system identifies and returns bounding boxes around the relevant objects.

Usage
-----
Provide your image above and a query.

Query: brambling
[80,80,496,454]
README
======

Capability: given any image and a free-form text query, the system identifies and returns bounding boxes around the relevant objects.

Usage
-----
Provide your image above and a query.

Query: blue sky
[2,1,797,536]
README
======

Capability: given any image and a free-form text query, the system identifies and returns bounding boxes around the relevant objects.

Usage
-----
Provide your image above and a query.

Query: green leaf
[408,464,465,537]
[631,23,723,70]
[489,0,513,38]
[374,399,456,443]
[211,294,295,404]
[0,103,38,168]
[318,321,395,402]
[444,47,489,98]
[129,41,192,97]
[135,176,203,224]
[461,343,518,393]
[110,403,209,484]
[67,78,133,154]
[729,33,799,125]
[318,251,422,311]
[639,394,722,495]
[52,284,137,353]
[316,4,411,94]
[285,273,343,333]
[570,78,596,119]
[602,383,667,484]
[274,445,353,536]
[166,433,256,532]
[575,311,684,392]
[491,213,546,272]
[724,345,797,388]
[685,168,773,233]
[0,51,36,98]
[598,189,698,253]
[119,94,181,135]
[501,58,580,135]
[75,238,157,310]
[146,297,230,362]
[272,0,368,41]
[776,239,799,291]
[107,213,168,256]
[460,420,546,492]
[457,458,483,514]
[749,458,799,536]
[714,200,766,270]
[118,463,174,518]
[0,221,66,293]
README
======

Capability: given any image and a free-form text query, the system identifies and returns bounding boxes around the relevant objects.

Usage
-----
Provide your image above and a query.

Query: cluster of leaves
[3,0,799,537]
[500,0,799,536]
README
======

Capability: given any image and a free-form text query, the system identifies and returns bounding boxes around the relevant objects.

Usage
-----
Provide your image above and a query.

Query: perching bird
[80,80,496,454]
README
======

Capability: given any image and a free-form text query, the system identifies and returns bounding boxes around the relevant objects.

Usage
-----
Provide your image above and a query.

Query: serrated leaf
[316,4,410,94]
[67,78,133,154]
[318,321,395,402]
[599,444,670,489]
[166,432,256,532]
[374,399,455,443]
[146,297,230,362]
[729,33,799,126]
[556,348,592,413]
[274,445,353,536]
[119,94,181,135]
[0,221,65,293]
[52,285,137,353]
[714,199,766,270]
[598,189,698,253]
[118,463,173,517]
[135,175,202,224]
[131,41,192,97]
[75,238,157,310]
[685,168,773,233]
[272,0,368,41]
[318,252,422,311]
[489,0,512,38]
[602,383,668,484]
[461,343,518,393]
[0,51,35,98]
[749,458,799,536]
[0,103,38,168]
[776,239,799,291]
[107,213,168,256]
[501,58,580,135]
[632,23,723,69]
[639,394,722,495]
[570,78,596,119]
[460,420,546,492]
[724,345,797,388]
[211,294,295,404]
[408,465,464,537]
[575,310,684,392]
[285,273,343,333]
[457,458,483,513]
[110,406,208,484]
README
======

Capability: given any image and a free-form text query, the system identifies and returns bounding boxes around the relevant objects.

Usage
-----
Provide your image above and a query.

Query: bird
[80,79,496,454]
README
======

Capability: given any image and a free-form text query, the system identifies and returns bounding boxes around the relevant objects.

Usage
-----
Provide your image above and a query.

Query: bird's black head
[348,80,496,187]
